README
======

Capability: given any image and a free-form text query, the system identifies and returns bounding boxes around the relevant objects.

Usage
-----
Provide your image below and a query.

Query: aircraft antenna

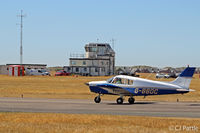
[111,38,115,50]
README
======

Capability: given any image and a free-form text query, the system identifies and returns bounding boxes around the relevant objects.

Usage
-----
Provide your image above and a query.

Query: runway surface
[0,97,199,118]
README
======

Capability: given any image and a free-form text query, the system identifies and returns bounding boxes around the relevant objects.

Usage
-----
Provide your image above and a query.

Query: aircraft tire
[128,97,135,104]
[116,98,123,104]
[94,96,101,103]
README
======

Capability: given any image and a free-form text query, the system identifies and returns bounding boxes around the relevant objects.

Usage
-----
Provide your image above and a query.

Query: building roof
[6,64,47,66]
[69,58,110,60]
[85,43,110,47]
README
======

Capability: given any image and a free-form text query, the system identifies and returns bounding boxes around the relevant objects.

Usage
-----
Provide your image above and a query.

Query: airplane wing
[121,87,135,94]
[96,83,120,88]
[96,84,134,95]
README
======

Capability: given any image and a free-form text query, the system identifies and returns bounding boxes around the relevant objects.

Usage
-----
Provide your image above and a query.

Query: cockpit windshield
[112,78,123,84]
[107,77,114,83]
[107,77,134,85]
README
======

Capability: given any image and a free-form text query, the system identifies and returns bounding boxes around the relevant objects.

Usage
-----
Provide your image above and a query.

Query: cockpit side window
[122,78,134,85]
[111,77,133,85]
[121,78,126,84]
[112,78,122,84]
[128,79,133,85]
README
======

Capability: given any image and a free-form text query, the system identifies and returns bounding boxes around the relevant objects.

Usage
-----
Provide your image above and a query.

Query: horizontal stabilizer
[176,89,195,92]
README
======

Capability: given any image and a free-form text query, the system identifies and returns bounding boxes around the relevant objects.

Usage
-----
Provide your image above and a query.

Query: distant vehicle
[164,74,170,78]
[86,67,196,104]
[55,70,70,76]
[118,71,140,77]
[156,73,165,78]
[168,73,179,78]
[26,69,50,76]
[156,73,178,78]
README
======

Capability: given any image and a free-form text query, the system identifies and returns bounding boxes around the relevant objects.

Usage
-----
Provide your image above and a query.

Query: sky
[0,0,200,67]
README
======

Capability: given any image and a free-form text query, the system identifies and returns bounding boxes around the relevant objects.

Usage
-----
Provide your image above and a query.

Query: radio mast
[111,38,115,50]
[17,10,26,75]
[17,10,26,66]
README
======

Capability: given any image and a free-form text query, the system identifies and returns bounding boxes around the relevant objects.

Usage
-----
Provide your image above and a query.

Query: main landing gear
[116,97,124,104]
[128,97,135,104]
[116,96,135,104]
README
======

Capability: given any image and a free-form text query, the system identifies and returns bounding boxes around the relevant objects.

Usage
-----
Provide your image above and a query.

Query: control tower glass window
[89,47,97,52]
[98,47,105,55]
[71,61,76,65]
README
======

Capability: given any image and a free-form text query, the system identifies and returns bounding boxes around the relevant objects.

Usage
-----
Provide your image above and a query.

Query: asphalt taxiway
[0,97,199,118]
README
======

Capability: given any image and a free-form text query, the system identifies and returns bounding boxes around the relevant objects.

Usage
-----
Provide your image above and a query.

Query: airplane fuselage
[89,76,188,96]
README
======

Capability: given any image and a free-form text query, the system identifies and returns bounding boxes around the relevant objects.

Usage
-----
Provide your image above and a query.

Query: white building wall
[69,59,111,76]
[0,65,8,75]
[68,43,115,76]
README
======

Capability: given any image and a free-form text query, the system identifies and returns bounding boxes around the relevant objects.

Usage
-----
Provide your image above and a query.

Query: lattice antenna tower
[17,10,26,66]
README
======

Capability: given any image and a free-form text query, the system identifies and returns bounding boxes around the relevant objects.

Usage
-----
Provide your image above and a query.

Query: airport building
[0,65,8,75]
[0,64,47,75]
[64,43,115,76]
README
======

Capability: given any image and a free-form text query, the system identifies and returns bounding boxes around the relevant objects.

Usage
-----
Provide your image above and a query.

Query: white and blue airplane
[86,67,196,104]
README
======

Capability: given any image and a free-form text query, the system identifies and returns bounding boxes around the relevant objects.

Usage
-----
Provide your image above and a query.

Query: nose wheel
[94,96,101,103]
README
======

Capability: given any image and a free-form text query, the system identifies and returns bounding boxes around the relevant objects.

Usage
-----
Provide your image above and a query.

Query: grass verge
[0,113,199,133]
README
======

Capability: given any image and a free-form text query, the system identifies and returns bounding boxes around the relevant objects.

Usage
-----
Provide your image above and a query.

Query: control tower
[64,43,115,76]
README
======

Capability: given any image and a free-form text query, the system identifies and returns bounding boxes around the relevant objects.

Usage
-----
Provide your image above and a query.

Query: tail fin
[171,67,196,89]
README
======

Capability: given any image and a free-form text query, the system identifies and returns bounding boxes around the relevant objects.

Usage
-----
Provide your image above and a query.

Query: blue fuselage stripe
[89,85,188,96]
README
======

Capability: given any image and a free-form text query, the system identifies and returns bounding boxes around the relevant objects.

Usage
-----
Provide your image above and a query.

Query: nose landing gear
[94,94,101,103]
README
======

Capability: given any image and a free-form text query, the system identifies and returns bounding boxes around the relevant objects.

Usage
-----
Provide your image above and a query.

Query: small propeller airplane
[85,67,196,104]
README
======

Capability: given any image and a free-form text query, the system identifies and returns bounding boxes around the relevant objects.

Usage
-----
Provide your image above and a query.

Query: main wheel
[116,98,123,104]
[94,96,101,103]
[128,97,135,104]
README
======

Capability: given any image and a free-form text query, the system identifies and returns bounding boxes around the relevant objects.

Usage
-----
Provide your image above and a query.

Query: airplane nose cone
[85,82,89,86]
